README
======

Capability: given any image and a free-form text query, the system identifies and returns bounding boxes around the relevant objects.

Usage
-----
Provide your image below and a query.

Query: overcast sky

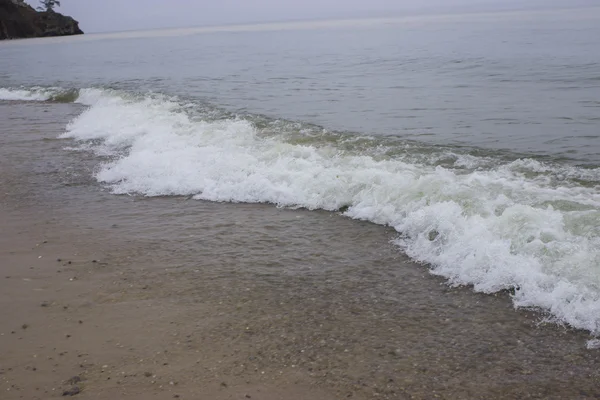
[30,0,598,33]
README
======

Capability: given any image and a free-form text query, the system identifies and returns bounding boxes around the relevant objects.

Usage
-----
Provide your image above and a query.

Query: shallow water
[2,101,600,399]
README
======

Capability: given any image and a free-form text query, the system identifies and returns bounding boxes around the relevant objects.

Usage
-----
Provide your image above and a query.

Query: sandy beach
[1,101,600,400]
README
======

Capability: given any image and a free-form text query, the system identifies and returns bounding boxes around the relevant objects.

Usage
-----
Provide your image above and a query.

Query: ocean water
[1,7,600,336]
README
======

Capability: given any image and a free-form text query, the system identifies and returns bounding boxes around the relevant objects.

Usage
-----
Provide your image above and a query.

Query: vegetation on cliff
[0,0,83,40]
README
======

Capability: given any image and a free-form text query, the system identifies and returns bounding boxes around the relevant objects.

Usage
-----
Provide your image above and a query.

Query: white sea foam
[0,87,57,101]
[47,87,600,335]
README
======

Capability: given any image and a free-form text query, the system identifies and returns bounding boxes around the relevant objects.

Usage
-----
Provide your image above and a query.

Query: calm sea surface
[1,7,599,162]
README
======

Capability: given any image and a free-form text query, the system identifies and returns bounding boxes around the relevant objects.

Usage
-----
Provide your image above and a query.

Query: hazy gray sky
[31,0,597,33]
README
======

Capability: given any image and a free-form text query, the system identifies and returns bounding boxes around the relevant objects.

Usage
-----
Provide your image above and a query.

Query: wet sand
[1,101,600,399]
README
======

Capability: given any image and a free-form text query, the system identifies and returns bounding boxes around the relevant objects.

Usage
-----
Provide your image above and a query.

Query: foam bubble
[587,339,600,349]
[61,89,600,335]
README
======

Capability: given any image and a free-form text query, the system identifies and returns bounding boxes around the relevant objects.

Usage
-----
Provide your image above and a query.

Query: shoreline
[1,101,600,399]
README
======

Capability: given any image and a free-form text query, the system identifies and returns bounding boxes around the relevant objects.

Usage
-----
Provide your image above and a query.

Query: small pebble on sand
[62,386,80,396]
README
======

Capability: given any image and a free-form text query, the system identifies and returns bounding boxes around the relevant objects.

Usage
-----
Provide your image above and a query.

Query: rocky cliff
[0,0,83,40]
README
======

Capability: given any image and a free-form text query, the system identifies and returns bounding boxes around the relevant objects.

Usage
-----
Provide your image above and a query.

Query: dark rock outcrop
[0,0,83,40]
